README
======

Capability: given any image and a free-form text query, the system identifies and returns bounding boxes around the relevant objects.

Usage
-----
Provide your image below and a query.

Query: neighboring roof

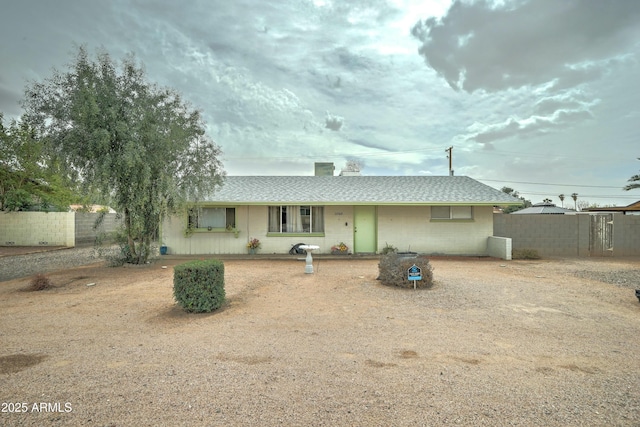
[582,200,640,213]
[201,176,523,206]
[511,202,574,215]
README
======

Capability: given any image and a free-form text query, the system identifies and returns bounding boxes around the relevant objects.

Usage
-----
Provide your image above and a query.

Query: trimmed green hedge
[173,259,226,313]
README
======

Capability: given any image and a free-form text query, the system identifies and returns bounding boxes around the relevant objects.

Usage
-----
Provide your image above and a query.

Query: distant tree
[0,114,77,211]
[500,187,531,213]
[571,193,579,210]
[577,201,601,211]
[543,198,552,204]
[558,193,565,207]
[22,46,225,264]
[343,160,362,172]
[624,158,640,191]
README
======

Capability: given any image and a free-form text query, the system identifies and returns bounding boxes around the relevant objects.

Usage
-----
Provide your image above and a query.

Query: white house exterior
[161,176,521,256]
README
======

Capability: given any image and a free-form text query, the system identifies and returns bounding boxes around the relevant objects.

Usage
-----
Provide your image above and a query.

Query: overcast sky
[1,0,639,207]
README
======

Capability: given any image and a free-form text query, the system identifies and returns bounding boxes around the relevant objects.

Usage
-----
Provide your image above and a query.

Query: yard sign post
[408,264,422,290]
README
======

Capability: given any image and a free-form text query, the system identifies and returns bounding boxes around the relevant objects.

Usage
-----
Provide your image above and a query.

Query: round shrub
[27,273,53,291]
[173,259,225,313]
[378,253,434,289]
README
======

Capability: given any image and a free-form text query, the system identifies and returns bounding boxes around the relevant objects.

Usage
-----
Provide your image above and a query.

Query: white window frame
[188,207,236,230]
[268,205,325,234]
[431,206,473,220]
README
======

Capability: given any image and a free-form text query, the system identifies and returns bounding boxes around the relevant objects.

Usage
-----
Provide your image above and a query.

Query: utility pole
[445,146,453,176]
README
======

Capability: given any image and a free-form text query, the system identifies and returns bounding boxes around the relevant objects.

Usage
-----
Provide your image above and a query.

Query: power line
[516,192,638,200]
[478,179,639,201]
[478,178,623,189]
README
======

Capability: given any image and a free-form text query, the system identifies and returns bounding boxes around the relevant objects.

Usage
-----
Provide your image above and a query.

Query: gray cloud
[412,0,640,92]
[1,0,638,206]
[466,105,596,146]
[325,112,344,131]
[533,93,590,116]
[412,0,639,154]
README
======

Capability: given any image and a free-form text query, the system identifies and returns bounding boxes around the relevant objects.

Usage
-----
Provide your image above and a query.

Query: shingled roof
[202,176,522,206]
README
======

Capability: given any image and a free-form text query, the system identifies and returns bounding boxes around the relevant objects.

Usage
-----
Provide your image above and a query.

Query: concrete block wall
[613,214,640,256]
[163,205,496,256]
[494,214,586,257]
[0,212,75,247]
[487,236,512,260]
[378,205,494,256]
[162,205,357,255]
[75,212,122,245]
[494,213,640,257]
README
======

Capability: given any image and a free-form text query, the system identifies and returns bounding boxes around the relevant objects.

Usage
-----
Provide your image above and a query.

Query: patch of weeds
[512,249,541,260]
[381,242,398,255]
[26,274,53,291]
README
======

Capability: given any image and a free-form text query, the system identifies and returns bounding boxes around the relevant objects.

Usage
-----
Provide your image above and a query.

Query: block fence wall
[0,212,75,247]
[611,214,640,256]
[0,212,122,247]
[75,212,122,245]
[493,213,640,257]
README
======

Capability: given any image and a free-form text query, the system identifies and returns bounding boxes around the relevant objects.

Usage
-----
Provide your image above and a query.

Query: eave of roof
[199,176,523,206]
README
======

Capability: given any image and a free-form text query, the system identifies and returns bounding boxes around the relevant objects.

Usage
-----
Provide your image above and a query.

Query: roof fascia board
[194,201,523,206]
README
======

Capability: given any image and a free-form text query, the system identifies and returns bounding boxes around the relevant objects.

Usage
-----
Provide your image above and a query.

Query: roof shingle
[202,176,522,205]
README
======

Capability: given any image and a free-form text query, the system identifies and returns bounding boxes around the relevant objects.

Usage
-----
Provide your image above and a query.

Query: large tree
[23,47,224,264]
[0,114,77,211]
[624,158,640,191]
[500,187,531,213]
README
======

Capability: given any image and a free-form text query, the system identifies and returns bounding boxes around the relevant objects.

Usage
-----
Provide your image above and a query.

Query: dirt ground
[1,255,639,426]
[0,246,68,258]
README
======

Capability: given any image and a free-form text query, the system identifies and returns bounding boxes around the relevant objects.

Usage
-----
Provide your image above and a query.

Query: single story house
[160,175,522,256]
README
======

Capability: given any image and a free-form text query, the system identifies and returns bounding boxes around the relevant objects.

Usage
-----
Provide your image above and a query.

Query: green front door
[354,206,377,253]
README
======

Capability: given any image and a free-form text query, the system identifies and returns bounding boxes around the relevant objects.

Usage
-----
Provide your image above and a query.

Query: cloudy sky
[1,0,639,207]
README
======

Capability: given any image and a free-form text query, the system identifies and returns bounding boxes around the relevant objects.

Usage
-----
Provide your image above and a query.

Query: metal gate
[589,214,614,256]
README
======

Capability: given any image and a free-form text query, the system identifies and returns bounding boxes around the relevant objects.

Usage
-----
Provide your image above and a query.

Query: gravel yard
[1,252,639,426]
[0,247,104,282]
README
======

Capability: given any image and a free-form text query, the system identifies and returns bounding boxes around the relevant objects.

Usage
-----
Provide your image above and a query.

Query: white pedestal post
[299,245,319,274]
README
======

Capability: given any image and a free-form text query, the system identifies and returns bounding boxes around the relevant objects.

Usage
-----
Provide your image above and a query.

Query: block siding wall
[0,212,75,247]
[162,206,356,255]
[162,205,495,256]
[378,205,494,255]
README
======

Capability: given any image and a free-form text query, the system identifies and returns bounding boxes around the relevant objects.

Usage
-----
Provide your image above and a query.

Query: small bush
[381,242,398,255]
[173,259,226,313]
[512,249,541,260]
[27,274,53,291]
[378,253,434,289]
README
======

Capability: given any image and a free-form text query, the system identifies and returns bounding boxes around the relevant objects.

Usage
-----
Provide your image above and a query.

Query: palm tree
[571,193,578,211]
[624,158,640,190]
[558,194,565,207]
